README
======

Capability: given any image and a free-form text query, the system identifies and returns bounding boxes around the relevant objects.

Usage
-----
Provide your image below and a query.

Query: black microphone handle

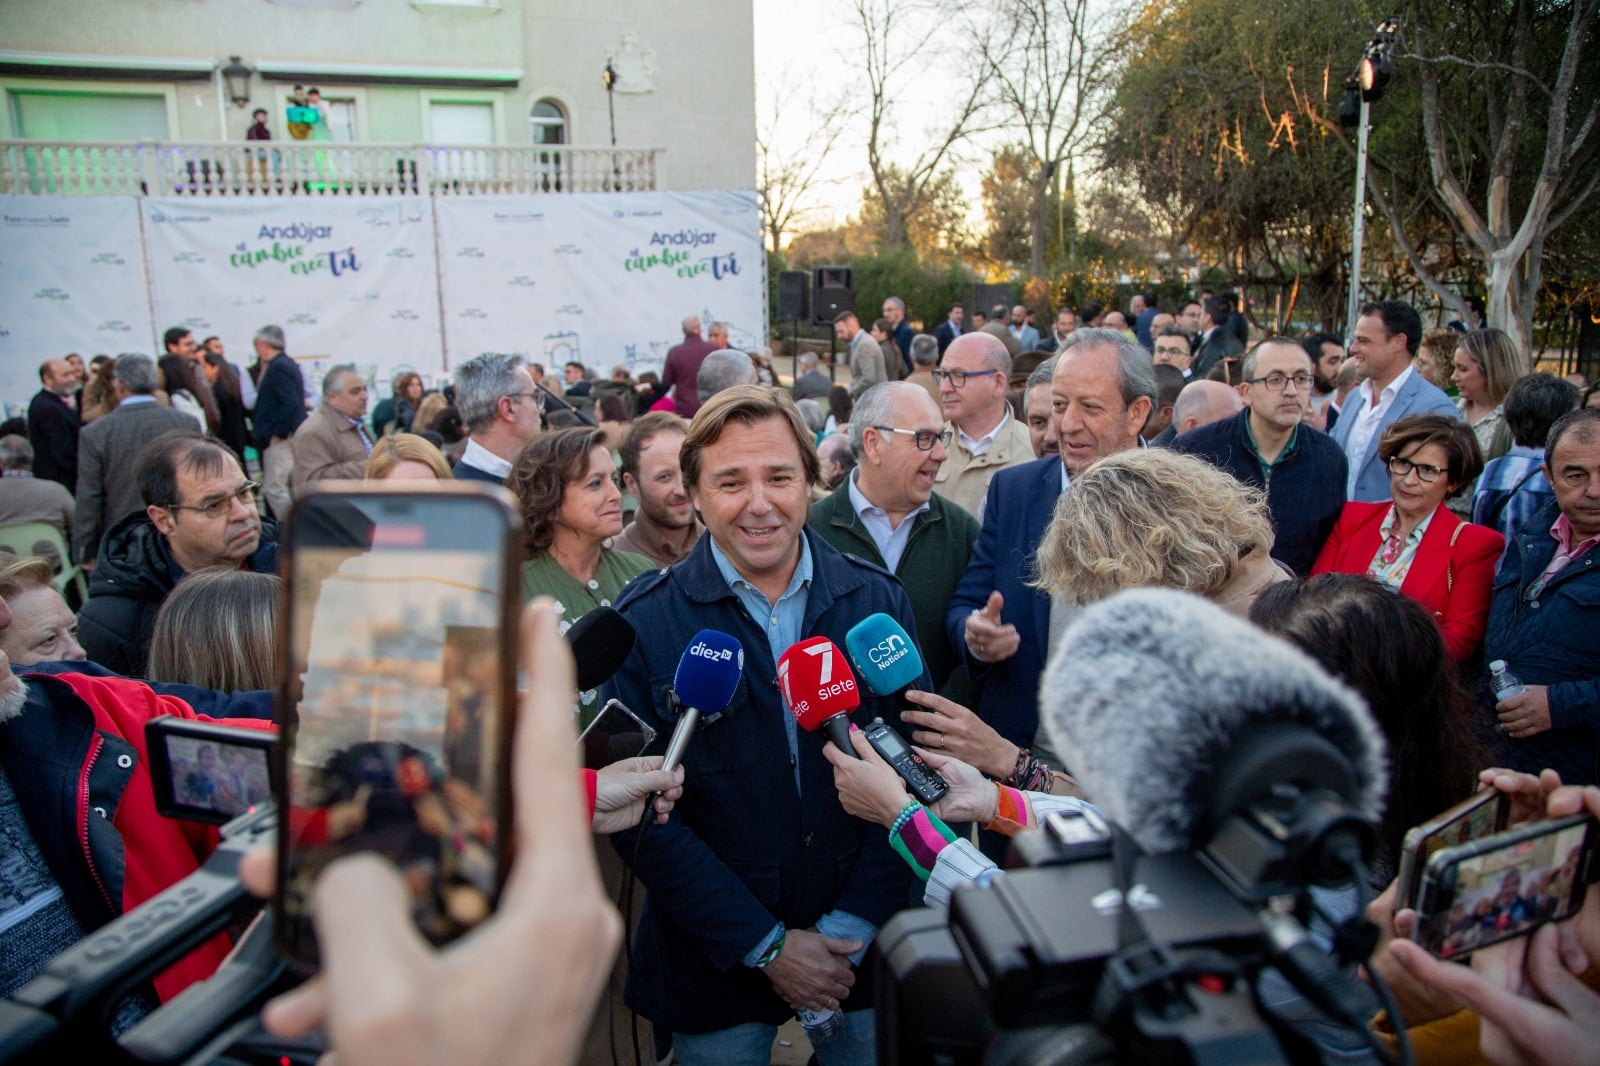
[823,714,859,759]
[535,381,597,426]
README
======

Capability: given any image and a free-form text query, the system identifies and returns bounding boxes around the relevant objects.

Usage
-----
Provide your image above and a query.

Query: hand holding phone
[275,484,521,969]
[1386,784,1600,1066]
[258,599,623,1066]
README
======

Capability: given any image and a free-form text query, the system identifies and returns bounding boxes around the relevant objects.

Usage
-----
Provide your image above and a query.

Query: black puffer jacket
[77,512,278,677]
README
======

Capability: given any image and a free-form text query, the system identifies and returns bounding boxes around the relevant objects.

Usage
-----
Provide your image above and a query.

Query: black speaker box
[813,265,854,325]
[777,270,810,321]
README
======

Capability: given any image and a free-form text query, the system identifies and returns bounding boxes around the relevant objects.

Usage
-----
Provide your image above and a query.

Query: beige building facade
[0,0,755,192]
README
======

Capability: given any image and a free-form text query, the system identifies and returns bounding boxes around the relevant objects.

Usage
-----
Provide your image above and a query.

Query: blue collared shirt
[710,535,877,968]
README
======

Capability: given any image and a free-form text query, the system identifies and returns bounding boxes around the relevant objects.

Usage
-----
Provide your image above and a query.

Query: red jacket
[1312,500,1505,661]
[5,670,272,1001]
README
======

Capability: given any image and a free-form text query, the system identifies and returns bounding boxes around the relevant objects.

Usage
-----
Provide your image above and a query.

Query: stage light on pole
[1344,18,1398,344]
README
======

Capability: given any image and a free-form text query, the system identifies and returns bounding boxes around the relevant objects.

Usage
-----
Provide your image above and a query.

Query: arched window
[529,99,566,145]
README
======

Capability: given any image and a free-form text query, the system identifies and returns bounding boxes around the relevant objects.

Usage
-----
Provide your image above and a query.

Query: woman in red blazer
[1313,414,1504,661]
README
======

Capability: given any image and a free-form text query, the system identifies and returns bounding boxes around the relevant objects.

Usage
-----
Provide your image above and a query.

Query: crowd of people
[2,288,1599,1066]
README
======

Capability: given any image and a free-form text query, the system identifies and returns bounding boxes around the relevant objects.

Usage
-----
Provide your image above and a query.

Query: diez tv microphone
[660,629,743,774]
[780,636,946,804]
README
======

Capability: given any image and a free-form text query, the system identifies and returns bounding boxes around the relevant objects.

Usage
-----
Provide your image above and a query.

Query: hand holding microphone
[649,629,742,818]
[784,631,948,804]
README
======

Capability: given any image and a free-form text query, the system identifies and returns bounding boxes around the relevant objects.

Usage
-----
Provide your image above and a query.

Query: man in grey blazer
[1330,300,1459,501]
[75,354,199,565]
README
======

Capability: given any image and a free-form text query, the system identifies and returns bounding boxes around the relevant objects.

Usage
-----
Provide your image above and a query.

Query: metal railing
[0,140,663,196]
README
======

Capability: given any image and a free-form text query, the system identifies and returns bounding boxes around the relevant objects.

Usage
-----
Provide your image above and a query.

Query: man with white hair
[452,353,541,484]
[250,325,306,519]
[662,315,718,418]
[289,365,373,492]
[696,349,758,404]
[811,383,979,694]
[947,329,1155,768]
[792,350,832,401]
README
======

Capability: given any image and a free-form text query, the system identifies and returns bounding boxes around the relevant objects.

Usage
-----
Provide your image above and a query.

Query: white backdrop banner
[435,190,765,378]
[141,196,444,394]
[0,197,153,417]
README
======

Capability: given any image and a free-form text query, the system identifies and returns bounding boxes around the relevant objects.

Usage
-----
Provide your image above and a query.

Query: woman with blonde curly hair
[896,449,1289,798]
[1033,448,1289,616]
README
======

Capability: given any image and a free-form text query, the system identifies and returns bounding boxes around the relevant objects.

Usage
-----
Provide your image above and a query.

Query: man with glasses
[289,364,374,493]
[78,432,276,676]
[1171,338,1348,575]
[1484,407,1600,786]
[931,333,1034,518]
[1152,325,1195,378]
[453,353,542,485]
[811,383,979,695]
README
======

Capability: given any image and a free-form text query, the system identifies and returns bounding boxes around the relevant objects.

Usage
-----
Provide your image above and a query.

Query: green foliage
[770,243,977,334]
[981,144,1039,269]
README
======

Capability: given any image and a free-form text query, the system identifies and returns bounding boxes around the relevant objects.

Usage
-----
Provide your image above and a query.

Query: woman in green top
[508,427,652,631]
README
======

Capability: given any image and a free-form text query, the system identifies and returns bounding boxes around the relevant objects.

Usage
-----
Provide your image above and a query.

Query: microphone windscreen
[673,630,744,711]
[565,606,637,692]
[844,613,924,695]
[777,636,862,731]
[1039,588,1387,854]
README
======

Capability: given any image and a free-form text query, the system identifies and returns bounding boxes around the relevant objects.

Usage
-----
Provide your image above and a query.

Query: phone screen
[1398,790,1507,908]
[275,486,519,968]
[577,698,656,771]
[1417,818,1593,959]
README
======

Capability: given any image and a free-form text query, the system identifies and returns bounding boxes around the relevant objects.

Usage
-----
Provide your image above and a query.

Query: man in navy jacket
[946,329,1154,757]
[1170,338,1347,575]
[604,386,922,1061]
[1484,409,1600,786]
[250,325,306,519]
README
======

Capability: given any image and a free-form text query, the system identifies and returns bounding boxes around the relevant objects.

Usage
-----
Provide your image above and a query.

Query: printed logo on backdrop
[625,227,738,281]
[231,222,359,278]
[97,320,135,334]
[90,253,126,266]
[4,212,69,228]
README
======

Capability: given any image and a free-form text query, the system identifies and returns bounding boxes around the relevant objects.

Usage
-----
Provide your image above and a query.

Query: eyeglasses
[1387,457,1448,483]
[931,368,999,387]
[1245,373,1314,392]
[873,426,953,451]
[165,481,259,519]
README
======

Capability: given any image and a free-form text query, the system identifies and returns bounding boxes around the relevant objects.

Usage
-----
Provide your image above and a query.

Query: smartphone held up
[272,483,522,969]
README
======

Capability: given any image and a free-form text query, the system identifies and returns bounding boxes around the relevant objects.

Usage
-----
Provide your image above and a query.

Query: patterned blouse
[1367,504,1435,591]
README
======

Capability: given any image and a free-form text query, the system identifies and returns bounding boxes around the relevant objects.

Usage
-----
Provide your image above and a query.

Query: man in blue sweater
[1170,337,1347,576]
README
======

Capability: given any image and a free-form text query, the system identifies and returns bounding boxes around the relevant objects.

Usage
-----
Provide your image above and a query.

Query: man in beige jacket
[931,333,1035,518]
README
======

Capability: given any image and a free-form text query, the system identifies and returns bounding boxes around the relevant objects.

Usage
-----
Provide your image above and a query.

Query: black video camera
[874,725,1384,1066]
[0,722,320,1066]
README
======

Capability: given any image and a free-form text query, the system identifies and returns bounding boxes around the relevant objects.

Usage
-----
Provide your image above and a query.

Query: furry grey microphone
[1038,588,1387,855]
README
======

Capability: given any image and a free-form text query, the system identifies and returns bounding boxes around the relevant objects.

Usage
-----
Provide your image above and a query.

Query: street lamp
[220,56,253,108]
[602,59,618,147]
[1344,19,1398,344]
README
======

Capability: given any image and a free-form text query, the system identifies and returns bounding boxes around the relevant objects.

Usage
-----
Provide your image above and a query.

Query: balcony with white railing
[0,140,664,196]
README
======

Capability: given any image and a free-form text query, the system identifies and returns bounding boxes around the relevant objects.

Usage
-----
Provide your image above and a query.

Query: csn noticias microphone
[660,630,743,774]
[777,636,860,756]
[844,613,924,696]
[1039,588,1386,890]
[564,605,637,692]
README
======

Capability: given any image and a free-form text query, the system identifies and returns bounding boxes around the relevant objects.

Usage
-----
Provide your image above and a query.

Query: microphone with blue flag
[844,613,924,697]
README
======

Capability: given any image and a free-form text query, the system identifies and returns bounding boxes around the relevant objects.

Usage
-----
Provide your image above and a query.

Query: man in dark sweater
[1170,338,1347,576]
[250,325,306,519]
[809,382,979,699]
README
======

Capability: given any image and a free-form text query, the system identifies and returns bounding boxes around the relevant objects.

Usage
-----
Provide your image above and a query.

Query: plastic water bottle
[797,1006,844,1045]
[1490,660,1526,700]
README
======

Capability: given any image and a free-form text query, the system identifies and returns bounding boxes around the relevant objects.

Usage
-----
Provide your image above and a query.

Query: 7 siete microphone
[779,635,946,804]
